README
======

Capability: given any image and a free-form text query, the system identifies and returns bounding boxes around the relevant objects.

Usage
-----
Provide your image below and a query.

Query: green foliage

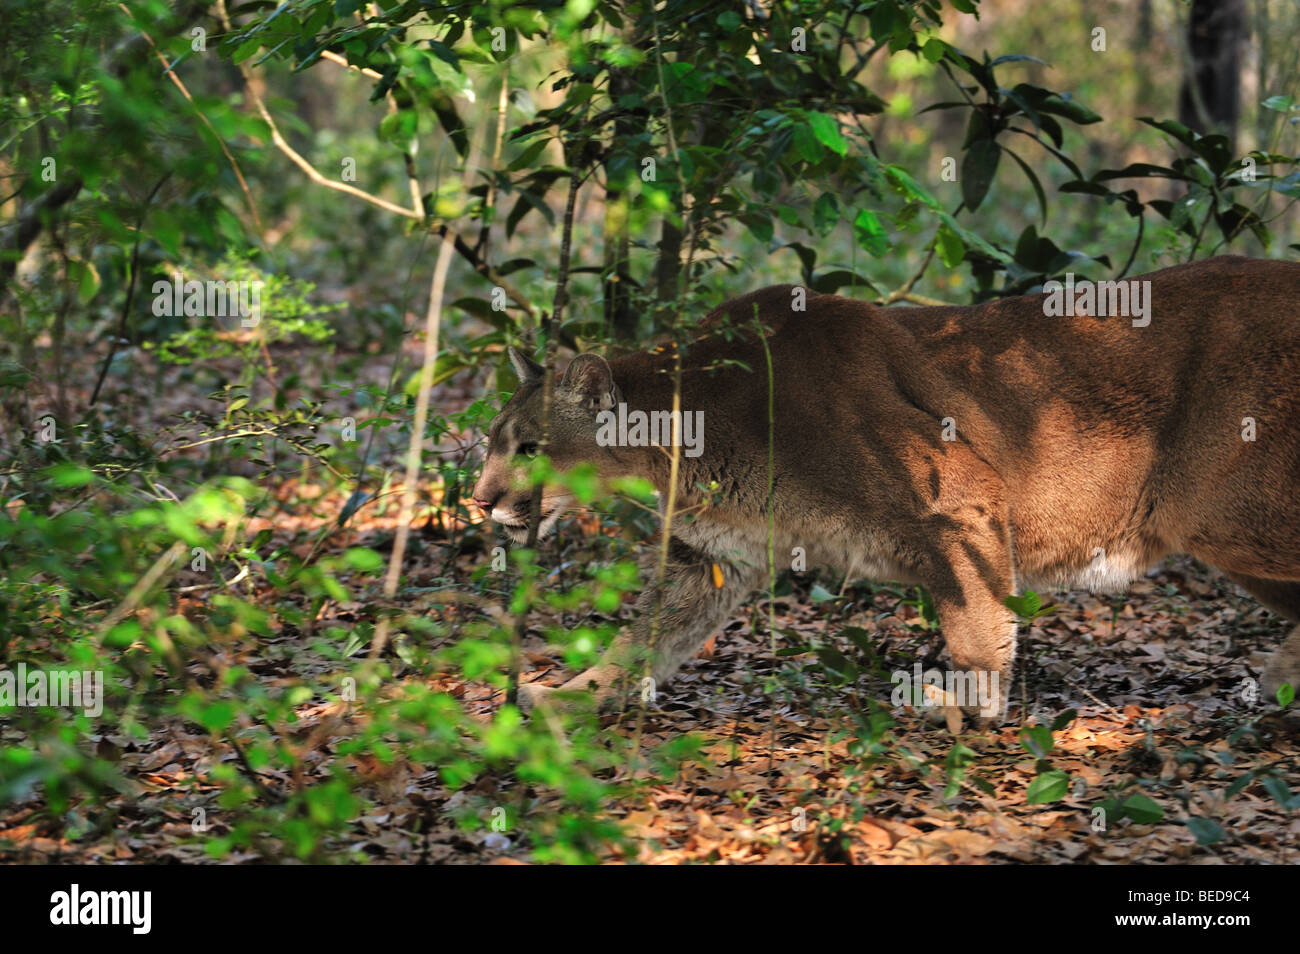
[1004,589,1058,624]
[1019,708,1075,804]
[149,253,337,367]
[3,0,1299,863]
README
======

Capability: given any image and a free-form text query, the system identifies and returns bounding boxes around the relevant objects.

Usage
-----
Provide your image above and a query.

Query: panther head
[471,347,621,543]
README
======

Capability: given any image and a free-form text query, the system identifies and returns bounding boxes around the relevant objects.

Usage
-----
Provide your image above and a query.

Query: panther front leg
[517,536,763,713]
[920,506,1018,727]
[904,475,1013,727]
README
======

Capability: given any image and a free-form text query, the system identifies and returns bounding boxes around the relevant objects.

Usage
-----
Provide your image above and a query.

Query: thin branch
[96,540,186,638]
[120,2,264,235]
[1187,188,1217,261]
[319,49,383,80]
[1116,212,1145,280]
[86,173,171,411]
[894,292,952,306]
[631,2,693,765]
[367,125,488,661]
[217,0,422,222]
[243,83,422,218]
[166,428,276,452]
[510,159,582,704]
[440,226,535,317]
[368,228,457,659]
[879,240,937,305]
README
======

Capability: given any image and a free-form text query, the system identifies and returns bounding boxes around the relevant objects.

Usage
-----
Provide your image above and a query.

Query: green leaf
[841,626,878,660]
[812,192,839,235]
[961,139,1000,211]
[378,109,418,146]
[790,123,824,163]
[103,619,142,649]
[1184,817,1225,846]
[68,260,101,303]
[343,547,385,572]
[1136,116,1200,149]
[809,583,835,603]
[565,462,599,504]
[1036,93,1102,125]
[1261,773,1294,808]
[852,209,889,257]
[49,463,94,488]
[937,212,1011,262]
[507,138,548,172]
[1026,769,1069,804]
[806,112,847,156]
[231,37,262,65]
[1120,792,1163,823]
[1262,95,1297,112]
[0,359,32,390]
[921,38,946,63]
[1093,162,1180,182]
[741,211,773,243]
[1003,590,1042,618]
[198,702,236,733]
[450,297,497,321]
[1225,770,1256,799]
[1049,708,1077,732]
[777,240,817,281]
[884,165,943,210]
[988,54,1049,68]
[1019,724,1055,759]
[1001,148,1048,224]
[1277,682,1295,708]
[815,646,856,684]
[935,223,964,267]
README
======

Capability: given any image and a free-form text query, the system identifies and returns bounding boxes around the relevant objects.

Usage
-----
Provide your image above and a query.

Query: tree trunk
[602,67,636,341]
[1178,0,1244,150]
[652,216,682,330]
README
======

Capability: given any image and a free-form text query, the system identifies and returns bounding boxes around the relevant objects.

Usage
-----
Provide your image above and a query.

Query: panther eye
[518,442,539,459]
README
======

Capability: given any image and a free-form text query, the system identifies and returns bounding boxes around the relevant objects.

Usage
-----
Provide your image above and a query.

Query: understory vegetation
[2,0,1299,863]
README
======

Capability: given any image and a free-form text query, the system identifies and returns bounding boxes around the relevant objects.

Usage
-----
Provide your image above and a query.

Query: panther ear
[507,345,544,384]
[560,353,619,411]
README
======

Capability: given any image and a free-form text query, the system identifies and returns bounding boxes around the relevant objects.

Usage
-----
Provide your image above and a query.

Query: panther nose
[473,498,494,513]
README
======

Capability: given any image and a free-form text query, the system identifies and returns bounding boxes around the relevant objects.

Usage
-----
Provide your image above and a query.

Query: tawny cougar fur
[472,256,1300,724]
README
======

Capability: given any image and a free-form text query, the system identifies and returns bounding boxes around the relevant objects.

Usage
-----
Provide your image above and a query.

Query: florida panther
[473,256,1300,724]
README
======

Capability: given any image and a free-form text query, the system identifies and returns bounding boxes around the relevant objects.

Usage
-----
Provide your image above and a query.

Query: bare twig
[509,159,582,703]
[320,49,383,80]
[97,541,187,637]
[216,0,422,222]
[367,225,457,659]
[879,241,937,306]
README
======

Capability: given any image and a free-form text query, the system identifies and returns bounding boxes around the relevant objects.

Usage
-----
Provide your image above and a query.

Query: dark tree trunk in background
[1133,0,1154,115]
[1253,0,1270,152]
[652,216,683,330]
[1178,0,1244,150]
[603,66,636,342]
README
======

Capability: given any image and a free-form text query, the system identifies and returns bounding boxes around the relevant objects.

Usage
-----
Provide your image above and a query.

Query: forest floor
[6,346,1300,865]
[7,504,1299,864]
